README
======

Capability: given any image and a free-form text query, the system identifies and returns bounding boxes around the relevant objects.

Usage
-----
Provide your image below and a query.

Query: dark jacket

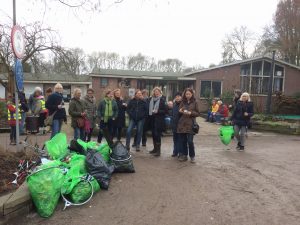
[18,91,28,112]
[45,92,67,121]
[148,96,167,132]
[69,97,86,128]
[231,100,254,126]
[126,98,147,122]
[97,99,118,121]
[177,100,200,134]
[172,100,181,133]
[83,95,97,128]
[114,98,126,127]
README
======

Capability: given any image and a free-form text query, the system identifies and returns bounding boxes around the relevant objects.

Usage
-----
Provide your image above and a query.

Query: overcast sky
[1,0,278,68]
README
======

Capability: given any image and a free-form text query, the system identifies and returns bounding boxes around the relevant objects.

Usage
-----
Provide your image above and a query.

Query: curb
[0,183,32,225]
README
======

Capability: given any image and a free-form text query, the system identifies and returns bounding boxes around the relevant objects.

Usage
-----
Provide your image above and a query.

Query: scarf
[149,96,161,116]
[104,97,113,123]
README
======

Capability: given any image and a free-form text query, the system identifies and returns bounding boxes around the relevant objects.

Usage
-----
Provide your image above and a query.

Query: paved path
[5,118,300,225]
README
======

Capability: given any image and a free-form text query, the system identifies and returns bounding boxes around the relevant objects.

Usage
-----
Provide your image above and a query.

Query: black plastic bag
[69,139,85,155]
[86,149,114,190]
[110,141,135,173]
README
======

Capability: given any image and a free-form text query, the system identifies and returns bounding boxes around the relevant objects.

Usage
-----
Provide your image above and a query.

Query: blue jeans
[126,119,144,147]
[172,132,180,156]
[215,113,222,123]
[51,119,62,139]
[19,112,26,134]
[74,127,85,140]
[179,133,195,158]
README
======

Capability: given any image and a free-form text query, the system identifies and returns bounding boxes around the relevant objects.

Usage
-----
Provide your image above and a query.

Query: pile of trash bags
[26,132,135,218]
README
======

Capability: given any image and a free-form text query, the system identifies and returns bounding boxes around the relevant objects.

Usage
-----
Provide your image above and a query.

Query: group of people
[7,84,253,160]
[65,86,201,162]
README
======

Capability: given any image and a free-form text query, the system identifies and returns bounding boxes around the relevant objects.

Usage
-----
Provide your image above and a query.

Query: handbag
[77,117,85,128]
[44,111,57,126]
[192,118,200,134]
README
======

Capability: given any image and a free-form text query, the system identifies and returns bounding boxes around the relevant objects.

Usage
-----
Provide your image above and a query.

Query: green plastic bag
[219,126,235,146]
[69,178,100,203]
[26,160,65,218]
[77,139,97,151]
[61,154,87,195]
[96,142,111,162]
[45,133,69,160]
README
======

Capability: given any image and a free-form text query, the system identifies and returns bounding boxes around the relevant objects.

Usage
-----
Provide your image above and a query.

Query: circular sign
[15,59,24,91]
[11,25,25,59]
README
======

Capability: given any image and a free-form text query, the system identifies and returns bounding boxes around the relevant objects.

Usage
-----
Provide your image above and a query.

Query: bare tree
[221,26,256,62]
[274,0,300,66]
[52,47,87,74]
[0,21,61,91]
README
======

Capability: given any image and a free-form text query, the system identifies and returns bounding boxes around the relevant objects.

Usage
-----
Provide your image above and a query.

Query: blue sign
[15,59,24,91]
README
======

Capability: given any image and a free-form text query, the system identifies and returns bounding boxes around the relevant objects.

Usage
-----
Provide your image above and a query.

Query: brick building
[90,69,195,101]
[186,56,300,112]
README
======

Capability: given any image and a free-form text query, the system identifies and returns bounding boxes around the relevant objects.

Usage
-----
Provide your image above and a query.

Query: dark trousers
[172,132,180,155]
[98,119,113,145]
[113,127,123,141]
[84,128,94,142]
[10,125,16,142]
[179,133,195,158]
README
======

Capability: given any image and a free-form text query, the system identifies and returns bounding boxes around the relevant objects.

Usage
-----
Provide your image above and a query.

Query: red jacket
[218,104,229,118]
[7,103,21,126]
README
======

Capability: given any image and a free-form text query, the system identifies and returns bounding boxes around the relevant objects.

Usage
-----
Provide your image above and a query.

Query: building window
[240,60,284,94]
[100,78,108,87]
[200,80,222,98]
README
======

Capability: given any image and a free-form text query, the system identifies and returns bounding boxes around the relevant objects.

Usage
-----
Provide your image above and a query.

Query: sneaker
[136,146,140,152]
[236,142,241,150]
[190,157,196,163]
[178,155,188,162]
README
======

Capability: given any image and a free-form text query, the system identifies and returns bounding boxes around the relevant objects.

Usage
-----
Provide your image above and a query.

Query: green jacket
[97,99,118,122]
[69,97,86,128]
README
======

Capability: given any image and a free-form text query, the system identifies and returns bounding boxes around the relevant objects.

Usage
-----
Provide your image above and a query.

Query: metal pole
[266,50,275,114]
[13,0,21,151]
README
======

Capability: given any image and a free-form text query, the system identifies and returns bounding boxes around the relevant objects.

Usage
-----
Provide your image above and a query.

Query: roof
[0,73,92,83]
[185,56,300,76]
[90,69,195,80]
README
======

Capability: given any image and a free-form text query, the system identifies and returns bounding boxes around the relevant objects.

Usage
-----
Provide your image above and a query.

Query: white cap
[34,87,42,92]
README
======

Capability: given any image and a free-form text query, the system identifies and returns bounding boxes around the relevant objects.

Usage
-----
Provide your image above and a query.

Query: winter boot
[153,143,161,157]
[149,141,157,154]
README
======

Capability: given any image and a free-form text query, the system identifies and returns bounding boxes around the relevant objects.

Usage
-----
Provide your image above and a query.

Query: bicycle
[8,136,48,187]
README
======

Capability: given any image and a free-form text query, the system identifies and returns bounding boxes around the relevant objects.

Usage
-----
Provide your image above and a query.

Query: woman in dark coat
[83,88,97,142]
[69,88,86,140]
[45,83,67,139]
[231,92,254,151]
[148,87,167,157]
[112,89,127,141]
[177,88,200,163]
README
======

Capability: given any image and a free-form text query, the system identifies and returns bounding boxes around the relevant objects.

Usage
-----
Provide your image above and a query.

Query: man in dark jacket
[125,90,147,151]
[171,92,182,157]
